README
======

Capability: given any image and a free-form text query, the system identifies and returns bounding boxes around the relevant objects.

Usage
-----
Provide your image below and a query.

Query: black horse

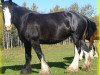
[2,0,97,74]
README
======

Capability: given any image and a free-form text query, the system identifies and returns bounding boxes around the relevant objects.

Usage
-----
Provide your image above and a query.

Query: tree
[31,3,38,11]
[22,2,29,9]
[91,15,99,26]
[22,2,27,7]
[66,3,79,12]
[0,7,3,48]
[50,5,65,13]
[80,5,94,17]
[66,3,94,17]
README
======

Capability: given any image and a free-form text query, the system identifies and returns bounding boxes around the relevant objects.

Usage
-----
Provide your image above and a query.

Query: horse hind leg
[79,49,84,60]
[32,39,51,75]
[81,40,92,71]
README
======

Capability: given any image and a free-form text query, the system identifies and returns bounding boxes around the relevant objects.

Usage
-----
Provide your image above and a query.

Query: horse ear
[1,0,4,3]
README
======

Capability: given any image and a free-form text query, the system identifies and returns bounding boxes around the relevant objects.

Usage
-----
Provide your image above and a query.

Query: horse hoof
[65,67,78,73]
[81,65,91,71]
[20,68,32,74]
[39,69,51,75]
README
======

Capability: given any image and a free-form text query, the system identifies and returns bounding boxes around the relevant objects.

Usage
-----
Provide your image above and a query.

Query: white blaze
[3,7,11,27]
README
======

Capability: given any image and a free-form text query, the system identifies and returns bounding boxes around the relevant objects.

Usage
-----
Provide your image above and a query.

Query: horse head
[2,0,13,31]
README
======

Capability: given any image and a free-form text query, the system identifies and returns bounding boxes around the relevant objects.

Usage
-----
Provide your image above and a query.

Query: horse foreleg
[21,41,32,74]
[65,34,81,73]
[32,40,51,75]
[66,45,79,73]
[89,47,94,59]
[89,39,95,59]
[92,42,98,58]
[94,49,99,57]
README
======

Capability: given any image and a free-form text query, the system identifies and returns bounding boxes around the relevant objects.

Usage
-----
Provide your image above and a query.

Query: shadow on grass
[63,56,74,63]
[1,61,68,74]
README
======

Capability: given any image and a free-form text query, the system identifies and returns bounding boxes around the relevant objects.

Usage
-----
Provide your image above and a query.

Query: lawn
[1,43,98,75]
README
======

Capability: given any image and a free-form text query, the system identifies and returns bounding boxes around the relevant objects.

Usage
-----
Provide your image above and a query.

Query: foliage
[91,16,99,25]
[0,7,3,48]
[67,3,79,12]
[50,3,95,17]
[50,5,65,13]
[80,4,95,17]
[31,3,38,11]
[22,2,29,9]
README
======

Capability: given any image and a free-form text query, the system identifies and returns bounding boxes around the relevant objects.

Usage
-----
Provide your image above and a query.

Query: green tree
[22,2,29,9]
[67,3,79,12]
[0,0,1,4]
[80,5,94,17]
[31,3,38,11]
[91,16,99,26]
[50,5,65,13]
[0,7,3,48]
[22,2,27,7]
[66,3,94,17]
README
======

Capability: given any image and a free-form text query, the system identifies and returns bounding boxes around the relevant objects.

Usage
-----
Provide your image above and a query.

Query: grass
[1,43,98,75]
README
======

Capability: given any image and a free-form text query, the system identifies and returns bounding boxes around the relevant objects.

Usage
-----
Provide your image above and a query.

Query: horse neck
[12,6,31,31]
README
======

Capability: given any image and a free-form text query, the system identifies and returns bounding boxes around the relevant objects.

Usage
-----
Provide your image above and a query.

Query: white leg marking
[84,51,90,64]
[39,57,51,75]
[66,45,79,72]
[89,49,94,59]
[82,50,92,70]
[79,49,84,60]
[94,50,98,57]
[41,57,50,70]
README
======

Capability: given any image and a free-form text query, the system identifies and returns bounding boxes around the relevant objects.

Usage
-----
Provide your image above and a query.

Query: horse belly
[39,27,71,44]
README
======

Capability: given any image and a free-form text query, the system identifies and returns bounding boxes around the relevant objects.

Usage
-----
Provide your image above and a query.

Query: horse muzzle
[5,25,12,31]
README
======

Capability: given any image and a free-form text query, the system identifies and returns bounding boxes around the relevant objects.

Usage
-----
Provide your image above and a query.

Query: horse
[2,0,97,74]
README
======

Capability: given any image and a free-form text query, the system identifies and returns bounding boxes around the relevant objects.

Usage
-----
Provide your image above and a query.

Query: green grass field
[1,44,98,75]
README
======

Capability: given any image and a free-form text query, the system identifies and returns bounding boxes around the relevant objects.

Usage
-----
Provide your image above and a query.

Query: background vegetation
[0,5,3,48]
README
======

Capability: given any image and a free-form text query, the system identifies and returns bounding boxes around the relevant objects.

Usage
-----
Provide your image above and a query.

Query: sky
[11,0,97,13]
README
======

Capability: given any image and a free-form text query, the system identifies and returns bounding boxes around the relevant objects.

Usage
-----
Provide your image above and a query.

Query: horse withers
[1,0,97,74]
